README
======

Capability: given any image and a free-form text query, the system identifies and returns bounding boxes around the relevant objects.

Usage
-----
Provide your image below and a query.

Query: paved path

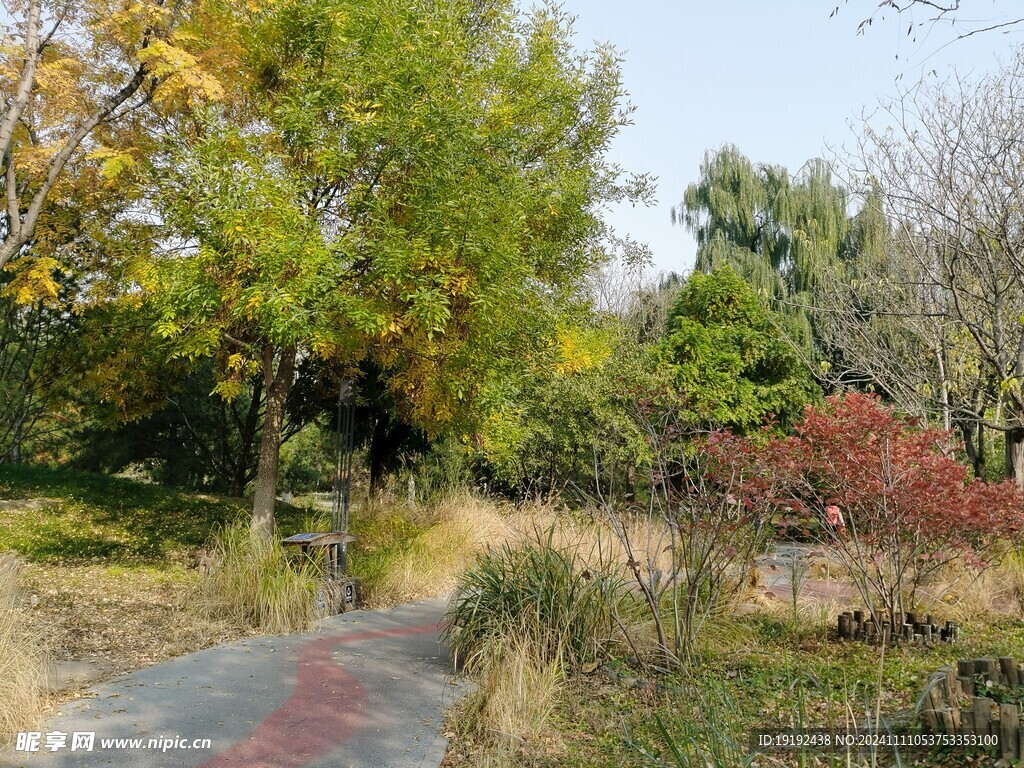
[5,600,461,768]
[756,543,860,603]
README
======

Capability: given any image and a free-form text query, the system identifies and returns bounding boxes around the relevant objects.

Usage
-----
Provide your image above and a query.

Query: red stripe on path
[199,620,440,768]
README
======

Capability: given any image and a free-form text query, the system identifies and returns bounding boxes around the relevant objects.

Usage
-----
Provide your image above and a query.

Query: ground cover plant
[442,558,1024,767]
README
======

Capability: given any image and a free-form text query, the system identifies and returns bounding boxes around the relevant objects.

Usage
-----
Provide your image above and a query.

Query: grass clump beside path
[192,520,321,634]
[0,554,49,744]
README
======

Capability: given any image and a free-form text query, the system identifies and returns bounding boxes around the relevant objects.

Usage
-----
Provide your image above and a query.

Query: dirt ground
[20,562,252,699]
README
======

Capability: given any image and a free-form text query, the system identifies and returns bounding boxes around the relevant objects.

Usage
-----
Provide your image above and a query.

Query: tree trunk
[1005,426,1024,488]
[229,376,264,497]
[976,421,986,481]
[251,344,297,539]
[960,420,986,480]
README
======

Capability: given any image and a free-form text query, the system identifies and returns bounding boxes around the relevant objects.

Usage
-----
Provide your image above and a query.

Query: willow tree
[673,146,853,347]
[146,0,644,536]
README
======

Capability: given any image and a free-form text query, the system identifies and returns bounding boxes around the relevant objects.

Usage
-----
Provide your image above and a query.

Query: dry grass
[370,495,515,604]
[0,554,50,743]
[363,493,681,608]
[458,632,563,748]
[22,563,247,673]
[935,548,1024,621]
[190,521,320,634]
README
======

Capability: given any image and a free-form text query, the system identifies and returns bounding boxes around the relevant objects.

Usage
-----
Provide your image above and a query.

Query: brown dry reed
[0,554,49,744]
[191,520,320,634]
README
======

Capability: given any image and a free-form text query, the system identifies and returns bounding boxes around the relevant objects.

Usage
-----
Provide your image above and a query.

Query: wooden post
[962,706,975,736]
[978,658,999,686]
[881,625,891,646]
[958,659,976,684]
[932,687,955,734]
[998,703,1018,761]
[1000,657,1019,690]
[958,676,974,697]
[839,613,851,640]
[921,686,940,732]
[941,666,960,699]
[974,697,993,737]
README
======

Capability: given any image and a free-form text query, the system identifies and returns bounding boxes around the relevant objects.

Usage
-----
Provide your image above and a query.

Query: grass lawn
[0,464,432,686]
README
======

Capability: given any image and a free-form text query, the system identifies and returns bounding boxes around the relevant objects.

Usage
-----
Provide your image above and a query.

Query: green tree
[477,318,652,501]
[145,0,645,536]
[656,266,819,434]
[673,145,853,347]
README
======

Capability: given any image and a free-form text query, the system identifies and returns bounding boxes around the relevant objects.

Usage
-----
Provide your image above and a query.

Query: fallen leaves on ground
[20,561,256,700]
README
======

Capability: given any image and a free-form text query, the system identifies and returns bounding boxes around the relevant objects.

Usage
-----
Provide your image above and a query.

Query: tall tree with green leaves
[656,266,819,434]
[144,0,647,536]
[673,145,853,346]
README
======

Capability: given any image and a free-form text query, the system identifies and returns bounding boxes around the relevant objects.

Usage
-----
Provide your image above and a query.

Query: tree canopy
[656,267,819,434]
[139,0,645,533]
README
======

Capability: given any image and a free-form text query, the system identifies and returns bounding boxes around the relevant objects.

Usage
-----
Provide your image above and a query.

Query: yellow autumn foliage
[2,257,62,305]
[554,328,609,376]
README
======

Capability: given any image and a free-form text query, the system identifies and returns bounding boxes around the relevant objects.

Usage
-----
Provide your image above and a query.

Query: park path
[755,543,860,603]
[5,599,461,768]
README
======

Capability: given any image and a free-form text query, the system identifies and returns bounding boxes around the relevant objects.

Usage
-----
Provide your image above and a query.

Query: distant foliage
[675,146,852,305]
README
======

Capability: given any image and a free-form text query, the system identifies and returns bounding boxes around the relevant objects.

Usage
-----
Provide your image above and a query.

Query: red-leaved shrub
[761,393,1024,627]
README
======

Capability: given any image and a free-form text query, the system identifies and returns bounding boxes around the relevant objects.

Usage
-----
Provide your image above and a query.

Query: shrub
[618,403,780,662]
[762,393,1024,629]
[368,494,511,605]
[443,533,621,673]
[453,631,563,752]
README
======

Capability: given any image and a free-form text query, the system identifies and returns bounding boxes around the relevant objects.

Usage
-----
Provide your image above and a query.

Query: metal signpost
[332,380,355,573]
[281,378,361,613]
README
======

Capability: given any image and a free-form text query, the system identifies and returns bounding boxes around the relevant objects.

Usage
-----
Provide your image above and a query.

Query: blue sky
[551,1,1023,274]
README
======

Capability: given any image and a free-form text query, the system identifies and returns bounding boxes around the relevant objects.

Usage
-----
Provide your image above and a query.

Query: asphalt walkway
[6,599,460,768]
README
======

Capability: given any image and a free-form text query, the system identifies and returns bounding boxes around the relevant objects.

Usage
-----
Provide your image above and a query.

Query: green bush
[443,533,621,672]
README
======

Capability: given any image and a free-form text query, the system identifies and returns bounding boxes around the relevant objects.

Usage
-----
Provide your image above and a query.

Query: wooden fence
[920,656,1022,761]
[836,609,959,645]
